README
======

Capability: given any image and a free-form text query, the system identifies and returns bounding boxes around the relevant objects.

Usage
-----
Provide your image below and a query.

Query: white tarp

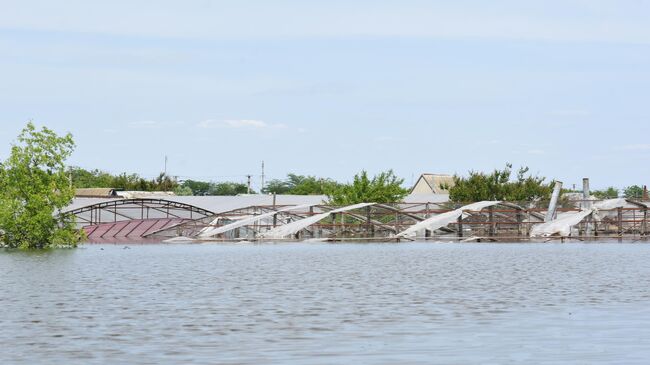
[198,204,314,238]
[396,201,501,238]
[530,210,593,237]
[530,198,629,237]
[260,203,375,239]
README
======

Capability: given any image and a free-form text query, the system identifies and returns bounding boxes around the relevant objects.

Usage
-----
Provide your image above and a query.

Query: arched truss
[145,201,548,241]
[147,203,435,241]
[66,199,215,228]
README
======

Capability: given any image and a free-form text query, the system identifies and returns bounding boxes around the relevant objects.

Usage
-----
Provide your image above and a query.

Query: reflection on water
[2,243,650,364]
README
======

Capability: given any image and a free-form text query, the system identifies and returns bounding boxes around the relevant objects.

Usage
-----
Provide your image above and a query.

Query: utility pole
[261,160,265,193]
[246,175,252,194]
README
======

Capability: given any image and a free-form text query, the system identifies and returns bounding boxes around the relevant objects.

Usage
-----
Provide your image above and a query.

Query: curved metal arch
[65,198,215,227]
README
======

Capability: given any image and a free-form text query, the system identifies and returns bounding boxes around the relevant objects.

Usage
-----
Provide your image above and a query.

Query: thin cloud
[549,109,591,117]
[527,149,546,155]
[129,120,159,128]
[198,119,287,130]
[620,144,650,151]
[128,120,184,129]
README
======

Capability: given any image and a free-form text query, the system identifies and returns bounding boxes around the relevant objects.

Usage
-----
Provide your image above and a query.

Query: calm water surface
[2,242,650,364]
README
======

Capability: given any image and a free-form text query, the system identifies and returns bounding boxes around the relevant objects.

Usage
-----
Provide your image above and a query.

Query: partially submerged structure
[63,191,650,243]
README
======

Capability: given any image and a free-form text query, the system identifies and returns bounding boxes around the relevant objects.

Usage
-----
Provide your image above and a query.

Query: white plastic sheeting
[530,210,593,237]
[530,198,629,237]
[396,201,501,238]
[260,203,375,239]
[198,204,314,238]
[593,198,627,210]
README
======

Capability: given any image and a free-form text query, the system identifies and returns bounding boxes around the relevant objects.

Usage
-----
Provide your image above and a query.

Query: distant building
[75,188,119,198]
[115,191,176,199]
[74,189,176,199]
[410,174,455,194]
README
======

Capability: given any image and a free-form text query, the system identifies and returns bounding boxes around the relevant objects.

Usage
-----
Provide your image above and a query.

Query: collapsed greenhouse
[62,192,650,243]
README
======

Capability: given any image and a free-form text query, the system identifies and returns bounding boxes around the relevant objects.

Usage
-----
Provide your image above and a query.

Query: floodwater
[2,243,650,364]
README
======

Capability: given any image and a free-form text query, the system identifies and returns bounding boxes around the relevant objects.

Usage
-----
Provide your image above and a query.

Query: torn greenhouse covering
[259,203,375,239]
[198,204,315,238]
[396,201,501,238]
[530,198,629,237]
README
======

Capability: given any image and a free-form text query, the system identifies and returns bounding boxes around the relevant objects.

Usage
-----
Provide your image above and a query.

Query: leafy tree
[0,123,83,248]
[209,182,251,195]
[173,180,252,196]
[326,170,408,205]
[174,185,193,196]
[70,167,178,192]
[179,179,212,195]
[592,187,619,199]
[263,179,292,194]
[449,164,554,202]
[69,167,114,188]
[623,185,644,199]
[263,174,341,195]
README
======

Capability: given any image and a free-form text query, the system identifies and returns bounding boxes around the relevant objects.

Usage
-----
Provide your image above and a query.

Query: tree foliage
[448,164,554,202]
[70,167,178,191]
[263,174,340,195]
[175,180,252,196]
[592,187,619,199]
[326,170,408,205]
[623,185,644,199]
[0,123,83,248]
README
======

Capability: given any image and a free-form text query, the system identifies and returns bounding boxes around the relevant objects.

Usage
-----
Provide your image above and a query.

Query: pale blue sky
[1,0,649,190]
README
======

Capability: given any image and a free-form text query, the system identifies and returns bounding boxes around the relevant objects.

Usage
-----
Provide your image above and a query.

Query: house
[410,174,455,194]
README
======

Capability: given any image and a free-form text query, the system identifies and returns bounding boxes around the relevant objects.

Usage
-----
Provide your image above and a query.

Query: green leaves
[449,163,554,203]
[592,187,620,199]
[263,174,340,195]
[0,122,82,249]
[326,170,409,205]
[69,167,179,192]
[623,185,643,199]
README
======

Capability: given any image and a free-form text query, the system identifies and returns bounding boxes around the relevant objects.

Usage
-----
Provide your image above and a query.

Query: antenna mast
[261,160,265,193]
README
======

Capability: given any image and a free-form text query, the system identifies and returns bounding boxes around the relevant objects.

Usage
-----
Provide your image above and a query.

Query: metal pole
[545,181,563,222]
[261,161,265,193]
[583,178,592,236]
[582,178,591,209]
[488,206,495,236]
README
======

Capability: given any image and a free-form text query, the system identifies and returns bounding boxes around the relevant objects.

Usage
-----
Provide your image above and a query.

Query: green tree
[209,182,251,195]
[174,185,193,196]
[623,185,644,199]
[70,167,178,192]
[262,174,341,195]
[179,179,212,195]
[326,170,408,205]
[592,187,619,199]
[0,123,83,248]
[449,164,553,202]
[263,179,292,194]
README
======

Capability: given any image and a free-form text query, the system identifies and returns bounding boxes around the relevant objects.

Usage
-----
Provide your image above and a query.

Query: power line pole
[261,160,265,193]
[246,175,252,194]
